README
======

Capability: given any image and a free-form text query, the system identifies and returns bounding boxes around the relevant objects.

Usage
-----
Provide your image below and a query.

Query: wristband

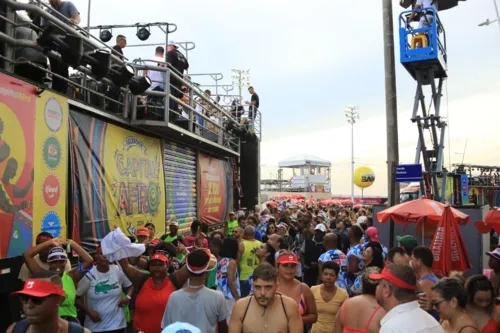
[126,295,131,300]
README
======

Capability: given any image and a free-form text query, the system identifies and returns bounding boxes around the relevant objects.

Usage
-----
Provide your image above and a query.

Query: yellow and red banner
[0,73,36,259]
[198,153,233,224]
[69,112,165,248]
[33,91,68,241]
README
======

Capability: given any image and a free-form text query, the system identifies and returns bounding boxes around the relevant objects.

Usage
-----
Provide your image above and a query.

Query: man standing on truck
[166,41,189,120]
[245,86,259,125]
[43,0,81,94]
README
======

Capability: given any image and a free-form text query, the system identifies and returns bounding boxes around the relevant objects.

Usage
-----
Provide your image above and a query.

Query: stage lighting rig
[108,64,134,87]
[136,26,151,41]
[99,28,113,42]
[37,22,83,68]
[129,76,152,95]
[81,49,111,78]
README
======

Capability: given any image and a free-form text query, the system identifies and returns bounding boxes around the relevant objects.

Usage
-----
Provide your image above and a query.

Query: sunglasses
[431,299,446,308]
[155,250,170,258]
[19,295,50,305]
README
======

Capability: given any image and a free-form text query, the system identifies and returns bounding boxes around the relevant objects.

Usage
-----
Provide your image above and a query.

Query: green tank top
[227,220,239,235]
[59,272,77,318]
[163,234,178,243]
[240,239,262,280]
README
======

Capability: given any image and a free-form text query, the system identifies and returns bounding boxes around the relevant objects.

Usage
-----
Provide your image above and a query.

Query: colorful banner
[0,73,36,259]
[33,91,69,242]
[70,112,165,248]
[198,153,233,224]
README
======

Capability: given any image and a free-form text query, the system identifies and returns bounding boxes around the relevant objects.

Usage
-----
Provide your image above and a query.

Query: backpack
[12,319,84,333]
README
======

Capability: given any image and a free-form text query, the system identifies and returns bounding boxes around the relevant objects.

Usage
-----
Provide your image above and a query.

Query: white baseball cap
[314,224,327,233]
[162,322,201,333]
[486,248,500,260]
[167,40,179,48]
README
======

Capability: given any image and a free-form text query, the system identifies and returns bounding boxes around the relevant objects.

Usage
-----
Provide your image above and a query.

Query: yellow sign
[354,166,375,189]
[103,124,165,237]
[33,92,68,240]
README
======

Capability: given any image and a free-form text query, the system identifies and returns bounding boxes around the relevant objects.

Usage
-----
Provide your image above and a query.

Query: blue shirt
[42,1,79,25]
[254,229,262,241]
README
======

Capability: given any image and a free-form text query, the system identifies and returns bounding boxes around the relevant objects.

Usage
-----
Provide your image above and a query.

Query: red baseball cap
[12,279,65,298]
[369,268,416,290]
[150,253,169,263]
[366,227,380,242]
[137,227,150,237]
[277,253,298,265]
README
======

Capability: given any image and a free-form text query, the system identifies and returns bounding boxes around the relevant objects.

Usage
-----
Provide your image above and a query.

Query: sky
[34,0,500,196]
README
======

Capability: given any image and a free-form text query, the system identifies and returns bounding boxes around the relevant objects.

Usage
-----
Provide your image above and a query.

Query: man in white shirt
[410,0,438,29]
[370,264,443,333]
[144,46,166,112]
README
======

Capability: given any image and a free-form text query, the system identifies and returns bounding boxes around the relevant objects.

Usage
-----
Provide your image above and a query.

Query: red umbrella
[474,208,500,234]
[265,201,278,209]
[341,199,354,206]
[376,197,470,225]
[376,197,470,240]
[354,203,363,209]
[430,206,472,277]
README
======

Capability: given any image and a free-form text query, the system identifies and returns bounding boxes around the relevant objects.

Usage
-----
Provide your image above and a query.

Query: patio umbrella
[474,208,500,235]
[376,197,470,242]
[430,206,472,277]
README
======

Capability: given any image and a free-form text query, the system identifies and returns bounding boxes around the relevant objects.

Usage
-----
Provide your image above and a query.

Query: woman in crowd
[276,252,318,326]
[334,267,384,333]
[311,261,348,333]
[248,242,277,293]
[465,275,500,333]
[76,247,134,333]
[144,222,156,241]
[23,238,94,323]
[262,220,277,243]
[430,278,479,333]
[118,243,189,333]
[214,237,240,319]
[351,242,384,295]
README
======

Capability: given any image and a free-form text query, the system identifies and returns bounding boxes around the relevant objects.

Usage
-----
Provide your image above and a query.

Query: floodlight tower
[231,68,251,101]
[345,105,359,203]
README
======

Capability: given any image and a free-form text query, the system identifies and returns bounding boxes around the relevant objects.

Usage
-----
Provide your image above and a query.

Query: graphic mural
[0,73,36,258]
[69,112,165,249]
[198,153,233,224]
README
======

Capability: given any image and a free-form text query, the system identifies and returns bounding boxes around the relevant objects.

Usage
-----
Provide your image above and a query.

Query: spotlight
[37,23,83,68]
[136,26,151,41]
[82,49,111,78]
[108,64,134,87]
[99,29,113,42]
[129,76,152,95]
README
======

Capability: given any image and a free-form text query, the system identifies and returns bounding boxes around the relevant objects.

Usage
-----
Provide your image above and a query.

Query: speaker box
[240,136,260,210]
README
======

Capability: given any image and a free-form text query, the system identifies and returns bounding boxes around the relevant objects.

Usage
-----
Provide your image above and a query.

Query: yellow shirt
[239,239,262,280]
[311,285,348,333]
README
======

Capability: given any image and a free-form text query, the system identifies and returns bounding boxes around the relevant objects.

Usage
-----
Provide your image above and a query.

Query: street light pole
[345,105,359,203]
[231,69,251,101]
[86,0,92,31]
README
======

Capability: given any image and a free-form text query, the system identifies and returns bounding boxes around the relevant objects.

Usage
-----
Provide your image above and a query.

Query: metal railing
[0,0,262,152]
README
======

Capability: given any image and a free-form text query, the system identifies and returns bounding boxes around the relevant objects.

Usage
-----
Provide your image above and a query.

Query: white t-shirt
[380,301,444,333]
[416,0,437,10]
[76,265,132,332]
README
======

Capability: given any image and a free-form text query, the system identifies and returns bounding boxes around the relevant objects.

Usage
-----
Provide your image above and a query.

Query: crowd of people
[7,203,500,333]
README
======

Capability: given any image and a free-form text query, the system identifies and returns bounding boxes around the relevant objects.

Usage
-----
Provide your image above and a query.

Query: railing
[399,7,448,64]
[0,0,261,153]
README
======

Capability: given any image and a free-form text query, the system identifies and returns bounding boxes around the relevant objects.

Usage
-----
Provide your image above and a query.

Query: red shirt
[183,235,208,249]
[134,276,178,333]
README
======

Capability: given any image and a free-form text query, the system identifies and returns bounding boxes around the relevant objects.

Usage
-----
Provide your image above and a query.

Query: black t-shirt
[251,93,259,109]
[112,44,124,59]
[166,49,189,87]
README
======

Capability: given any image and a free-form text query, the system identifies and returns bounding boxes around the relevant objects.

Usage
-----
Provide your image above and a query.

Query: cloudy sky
[65,0,500,196]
